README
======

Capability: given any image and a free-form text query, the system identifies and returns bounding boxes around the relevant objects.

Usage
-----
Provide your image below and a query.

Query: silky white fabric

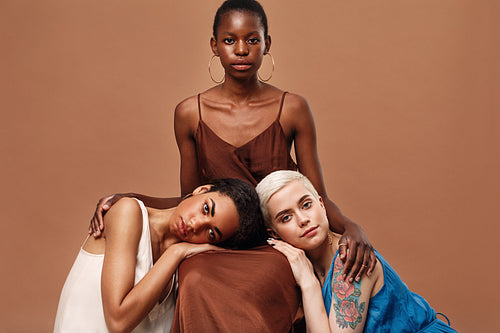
[54,199,176,333]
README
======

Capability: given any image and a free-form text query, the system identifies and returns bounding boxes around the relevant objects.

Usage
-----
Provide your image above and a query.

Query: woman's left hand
[267,238,317,288]
[337,222,376,283]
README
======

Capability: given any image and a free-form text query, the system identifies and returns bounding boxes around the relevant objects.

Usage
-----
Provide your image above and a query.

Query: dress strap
[277,91,288,120]
[197,93,202,120]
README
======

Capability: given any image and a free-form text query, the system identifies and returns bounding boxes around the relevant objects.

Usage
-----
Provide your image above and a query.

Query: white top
[54,199,176,333]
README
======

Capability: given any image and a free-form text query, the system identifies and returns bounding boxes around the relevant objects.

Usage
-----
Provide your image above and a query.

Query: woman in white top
[54,178,266,333]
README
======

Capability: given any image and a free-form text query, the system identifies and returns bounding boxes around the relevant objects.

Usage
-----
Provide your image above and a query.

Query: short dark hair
[213,0,268,39]
[207,178,267,249]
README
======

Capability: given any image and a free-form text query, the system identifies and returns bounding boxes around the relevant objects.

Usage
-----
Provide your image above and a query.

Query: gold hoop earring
[258,52,275,82]
[208,55,224,84]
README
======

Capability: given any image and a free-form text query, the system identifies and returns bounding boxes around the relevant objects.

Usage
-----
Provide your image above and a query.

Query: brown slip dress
[171,92,304,333]
[196,91,297,186]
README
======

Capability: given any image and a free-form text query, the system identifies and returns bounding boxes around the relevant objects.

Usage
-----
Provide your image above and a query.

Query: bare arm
[100,198,218,333]
[267,239,331,333]
[283,94,376,281]
[174,96,202,196]
[327,253,382,332]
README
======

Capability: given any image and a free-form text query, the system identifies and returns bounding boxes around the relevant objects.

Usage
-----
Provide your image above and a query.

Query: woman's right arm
[174,96,202,196]
[101,197,217,333]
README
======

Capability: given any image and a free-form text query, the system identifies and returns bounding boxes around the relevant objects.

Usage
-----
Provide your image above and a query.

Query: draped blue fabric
[322,250,456,332]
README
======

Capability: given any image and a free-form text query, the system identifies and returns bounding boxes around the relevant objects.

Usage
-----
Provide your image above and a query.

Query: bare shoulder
[280,92,314,134]
[284,92,310,110]
[104,198,143,234]
[174,95,200,138]
[282,92,313,121]
[174,95,198,121]
[331,253,383,299]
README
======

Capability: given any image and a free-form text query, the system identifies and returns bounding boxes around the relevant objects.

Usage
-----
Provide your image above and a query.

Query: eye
[303,201,312,209]
[203,202,210,215]
[280,214,292,223]
[208,228,216,241]
[223,38,235,45]
[247,37,260,44]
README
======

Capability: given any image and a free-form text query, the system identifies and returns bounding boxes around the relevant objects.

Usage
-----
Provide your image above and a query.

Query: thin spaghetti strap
[81,234,91,249]
[277,91,288,120]
[197,93,202,120]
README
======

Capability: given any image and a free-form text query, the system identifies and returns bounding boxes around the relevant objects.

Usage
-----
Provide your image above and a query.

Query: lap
[172,246,304,333]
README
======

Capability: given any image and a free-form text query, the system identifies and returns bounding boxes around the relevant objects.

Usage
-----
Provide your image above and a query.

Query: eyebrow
[220,31,260,37]
[273,194,311,220]
[214,226,223,241]
[210,198,215,217]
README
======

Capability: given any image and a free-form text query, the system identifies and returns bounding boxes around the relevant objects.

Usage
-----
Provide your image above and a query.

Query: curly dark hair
[207,178,267,249]
[212,0,268,39]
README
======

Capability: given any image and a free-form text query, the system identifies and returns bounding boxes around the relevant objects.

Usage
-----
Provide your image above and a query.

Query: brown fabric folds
[171,246,303,333]
[171,92,304,332]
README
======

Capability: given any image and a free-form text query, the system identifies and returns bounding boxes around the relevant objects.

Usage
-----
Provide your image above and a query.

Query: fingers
[354,247,372,282]
[267,238,300,258]
[343,241,364,283]
[366,247,377,276]
[338,240,347,260]
[88,195,115,238]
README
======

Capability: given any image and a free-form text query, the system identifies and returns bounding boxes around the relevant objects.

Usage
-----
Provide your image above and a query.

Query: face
[170,190,239,244]
[266,181,330,251]
[211,10,270,80]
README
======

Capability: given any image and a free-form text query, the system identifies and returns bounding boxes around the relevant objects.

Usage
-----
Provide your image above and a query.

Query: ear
[192,184,213,195]
[267,227,280,239]
[210,37,218,56]
[264,35,271,54]
[318,196,326,211]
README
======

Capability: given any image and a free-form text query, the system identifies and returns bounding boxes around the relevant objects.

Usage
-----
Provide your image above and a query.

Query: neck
[220,74,264,102]
[147,207,180,256]
[306,232,340,279]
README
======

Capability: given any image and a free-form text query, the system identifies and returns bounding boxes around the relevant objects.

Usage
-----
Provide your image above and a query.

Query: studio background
[1,0,498,332]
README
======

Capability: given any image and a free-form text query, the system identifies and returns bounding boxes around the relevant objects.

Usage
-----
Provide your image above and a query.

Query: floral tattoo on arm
[332,256,365,329]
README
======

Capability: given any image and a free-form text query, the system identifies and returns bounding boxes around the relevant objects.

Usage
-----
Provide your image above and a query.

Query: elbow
[105,310,135,333]
[106,318,131,333]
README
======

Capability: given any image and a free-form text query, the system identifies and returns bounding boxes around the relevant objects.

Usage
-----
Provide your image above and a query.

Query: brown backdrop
[1,0,498,332]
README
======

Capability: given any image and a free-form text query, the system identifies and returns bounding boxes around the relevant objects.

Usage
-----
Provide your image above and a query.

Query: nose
[235,40,249,56]
[296,211,309,227]
[189,216,210,234]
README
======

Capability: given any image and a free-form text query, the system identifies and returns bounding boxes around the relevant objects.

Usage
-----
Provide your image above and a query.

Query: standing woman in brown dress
[90,0,375,331]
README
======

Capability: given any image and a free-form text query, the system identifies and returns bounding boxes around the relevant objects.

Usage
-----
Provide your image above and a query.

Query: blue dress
[322,250,457,332]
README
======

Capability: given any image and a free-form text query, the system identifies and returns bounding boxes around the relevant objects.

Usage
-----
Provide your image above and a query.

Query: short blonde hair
[256,170,320,227]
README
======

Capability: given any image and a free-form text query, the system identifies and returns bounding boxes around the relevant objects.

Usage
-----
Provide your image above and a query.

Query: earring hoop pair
[208,53,275,84]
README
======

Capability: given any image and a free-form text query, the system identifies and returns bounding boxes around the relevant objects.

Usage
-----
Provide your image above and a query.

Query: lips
[301,226,318,238]
[231,60,252,71]
[178,218,187,238]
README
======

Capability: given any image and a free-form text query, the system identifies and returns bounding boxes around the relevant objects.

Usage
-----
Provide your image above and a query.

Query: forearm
[127,193,182,209]
[103,248,183,332]
[324,197,357,234]
[300,280,331,333]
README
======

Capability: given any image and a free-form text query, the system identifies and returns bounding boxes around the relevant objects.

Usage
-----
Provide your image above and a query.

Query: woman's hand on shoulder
[89,193,131,238]
[337,223,376,283]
